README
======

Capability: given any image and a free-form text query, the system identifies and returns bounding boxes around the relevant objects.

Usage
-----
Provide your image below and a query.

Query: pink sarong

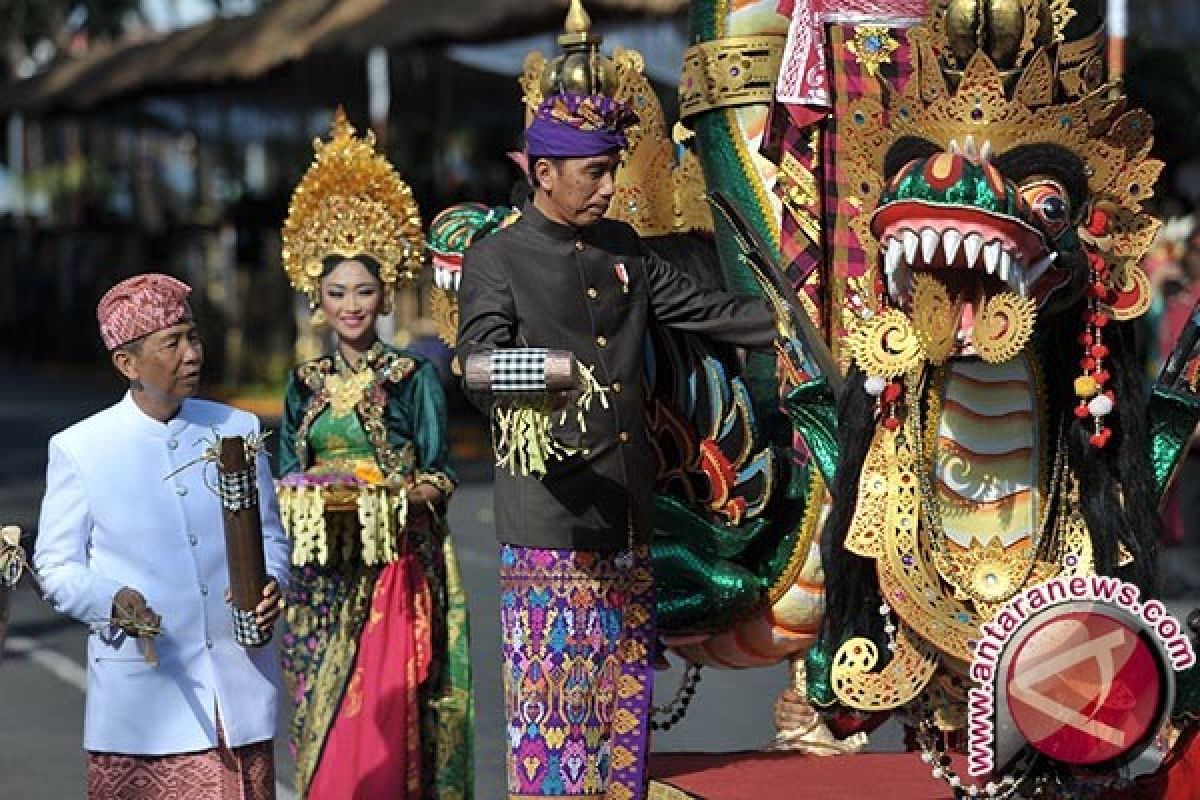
[306,554,432,799]
[87,724,273,800]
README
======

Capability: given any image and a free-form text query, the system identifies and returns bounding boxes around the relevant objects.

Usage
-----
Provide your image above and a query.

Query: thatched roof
[0,0,686,114]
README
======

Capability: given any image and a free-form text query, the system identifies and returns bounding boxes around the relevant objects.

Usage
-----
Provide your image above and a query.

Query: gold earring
[310,308,327,329]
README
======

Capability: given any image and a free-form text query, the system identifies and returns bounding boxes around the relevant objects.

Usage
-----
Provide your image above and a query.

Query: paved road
[0,365,787,799]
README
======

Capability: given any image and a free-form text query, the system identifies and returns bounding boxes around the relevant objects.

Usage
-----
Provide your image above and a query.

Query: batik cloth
[525,93,638,158]
[500,544,655,800]
[87,722,273,800]
[96,272,192,350]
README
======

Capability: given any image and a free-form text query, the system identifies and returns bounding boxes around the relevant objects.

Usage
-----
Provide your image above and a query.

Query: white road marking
[5,635,86,690]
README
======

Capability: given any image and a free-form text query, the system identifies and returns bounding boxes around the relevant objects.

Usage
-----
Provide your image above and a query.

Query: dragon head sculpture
[841,3,1159,383]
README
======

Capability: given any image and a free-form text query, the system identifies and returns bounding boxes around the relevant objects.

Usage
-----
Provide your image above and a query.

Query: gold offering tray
[279,481,399,513]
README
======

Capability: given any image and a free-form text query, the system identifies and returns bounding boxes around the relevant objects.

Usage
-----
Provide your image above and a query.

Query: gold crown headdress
[282,108,424,300]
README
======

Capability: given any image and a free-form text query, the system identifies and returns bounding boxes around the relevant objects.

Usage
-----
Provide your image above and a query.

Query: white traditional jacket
[35,393,290,755]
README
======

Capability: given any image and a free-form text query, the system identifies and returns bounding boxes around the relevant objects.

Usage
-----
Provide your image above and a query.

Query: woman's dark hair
[320,254,383,281]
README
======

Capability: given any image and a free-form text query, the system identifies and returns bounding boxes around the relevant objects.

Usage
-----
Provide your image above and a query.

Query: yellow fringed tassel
[492,397,576,478]
[490,363,611,478]
[355,486,407,565]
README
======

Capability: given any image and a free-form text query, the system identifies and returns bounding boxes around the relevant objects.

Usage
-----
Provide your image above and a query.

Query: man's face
[534,153,621,227]
[113,319,204,404]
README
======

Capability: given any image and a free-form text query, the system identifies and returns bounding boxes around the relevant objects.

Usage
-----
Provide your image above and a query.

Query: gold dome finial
[564,0,592,35]
[539,0,617,97]
[942,0,1054,70]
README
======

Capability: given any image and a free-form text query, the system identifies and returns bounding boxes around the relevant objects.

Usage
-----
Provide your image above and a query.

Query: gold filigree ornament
[831,628,940,712]
[430,286,459,348]
[282,108,424,301]
[607,47,677,237]
[847,309,925,379]
[847,26,900,78]
[910,273,959,365]
[325,367,375,419]
[936,537,1059,606]
[679,35,786,118]
[973,291,1036,363]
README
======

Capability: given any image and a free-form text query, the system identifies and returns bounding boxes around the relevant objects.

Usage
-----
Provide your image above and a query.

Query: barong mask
[282,108,424,316]
[425,203,516,347]
[841,0,1160,443]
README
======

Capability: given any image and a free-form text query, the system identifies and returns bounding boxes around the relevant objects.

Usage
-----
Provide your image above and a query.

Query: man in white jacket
[34,273,290,799]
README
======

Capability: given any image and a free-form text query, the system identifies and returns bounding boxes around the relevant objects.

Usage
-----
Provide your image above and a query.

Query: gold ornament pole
[769,654,868,755]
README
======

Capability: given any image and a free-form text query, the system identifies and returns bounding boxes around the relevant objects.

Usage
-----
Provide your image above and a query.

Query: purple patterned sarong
[500,544,654,800]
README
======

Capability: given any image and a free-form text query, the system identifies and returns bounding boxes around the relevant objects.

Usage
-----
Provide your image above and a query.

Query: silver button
[575,240,585,251]
[167,439,179,450]
[612,382,623,394]
[200,584,208,596]
[175,485,188,497]
[596,335,608,348]
[188,534,198,546]
[619,431,631,444]
[205,638,213,649]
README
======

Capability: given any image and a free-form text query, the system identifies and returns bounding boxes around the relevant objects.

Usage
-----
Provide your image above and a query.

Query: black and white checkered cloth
[231,606,270,647]
[491,348,550,393]
[217,469,258,513]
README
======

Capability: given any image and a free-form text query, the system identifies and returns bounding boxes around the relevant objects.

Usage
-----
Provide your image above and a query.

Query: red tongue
[960,299,976,336]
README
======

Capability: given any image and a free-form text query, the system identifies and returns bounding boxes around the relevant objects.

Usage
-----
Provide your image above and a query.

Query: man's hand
[112,587,161,636]
[224,580,283,630]
[254,579,282,630]
[405,484,444,532]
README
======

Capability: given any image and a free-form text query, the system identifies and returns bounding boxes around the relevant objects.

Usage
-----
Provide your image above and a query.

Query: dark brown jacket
[457,202,776,550]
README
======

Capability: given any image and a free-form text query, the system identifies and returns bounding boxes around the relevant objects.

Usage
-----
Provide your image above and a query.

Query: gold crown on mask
[282,108,424,299]
[843,5,1162,324]
[519,1,713,237]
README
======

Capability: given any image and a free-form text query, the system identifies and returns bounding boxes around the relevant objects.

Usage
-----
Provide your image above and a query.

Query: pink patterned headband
[97,273,193,350]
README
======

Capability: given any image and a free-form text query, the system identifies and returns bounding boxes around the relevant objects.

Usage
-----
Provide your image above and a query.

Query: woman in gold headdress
[275,109,472,799]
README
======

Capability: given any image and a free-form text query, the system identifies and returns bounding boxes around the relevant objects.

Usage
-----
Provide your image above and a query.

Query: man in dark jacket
[457,92,776,800]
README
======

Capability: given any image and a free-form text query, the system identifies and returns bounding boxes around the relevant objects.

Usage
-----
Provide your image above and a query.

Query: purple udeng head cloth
[524,93,639,159]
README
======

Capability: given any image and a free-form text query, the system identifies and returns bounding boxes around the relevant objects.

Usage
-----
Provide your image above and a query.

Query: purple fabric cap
[524,93,638,159]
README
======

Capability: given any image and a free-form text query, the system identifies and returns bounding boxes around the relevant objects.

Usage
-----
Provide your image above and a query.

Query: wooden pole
[217,437,267,615]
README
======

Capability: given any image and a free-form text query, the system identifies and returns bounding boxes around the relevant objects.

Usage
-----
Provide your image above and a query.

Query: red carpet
[647,752,965,800]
